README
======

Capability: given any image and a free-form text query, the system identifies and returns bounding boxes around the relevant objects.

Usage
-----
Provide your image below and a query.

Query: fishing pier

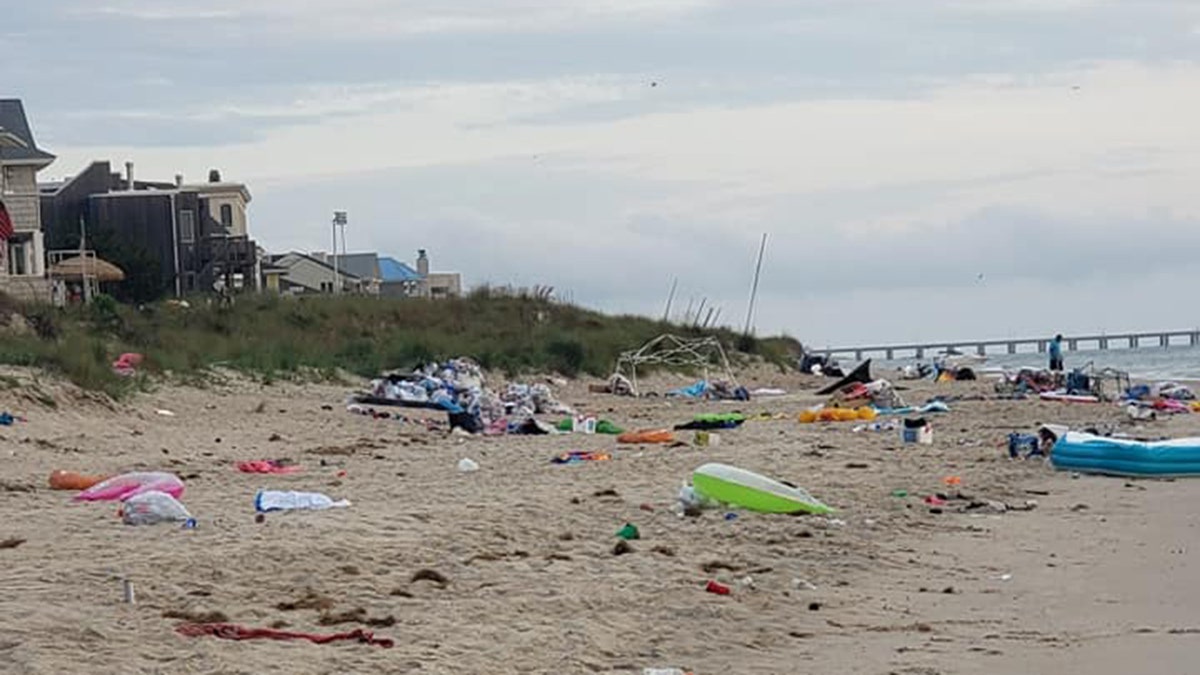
[821,330,1200,362]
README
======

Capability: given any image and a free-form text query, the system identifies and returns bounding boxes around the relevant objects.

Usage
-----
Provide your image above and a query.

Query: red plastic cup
[705,580,731,595]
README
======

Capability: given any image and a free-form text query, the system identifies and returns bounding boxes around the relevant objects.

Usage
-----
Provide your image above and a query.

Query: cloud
[70,0,719,36]
[16,0,1200,342]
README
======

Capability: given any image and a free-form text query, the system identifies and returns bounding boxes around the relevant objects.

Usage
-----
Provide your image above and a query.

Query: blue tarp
[668,381,710,398]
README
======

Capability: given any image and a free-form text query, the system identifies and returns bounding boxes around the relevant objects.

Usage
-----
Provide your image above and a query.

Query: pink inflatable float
[73,472,185,501]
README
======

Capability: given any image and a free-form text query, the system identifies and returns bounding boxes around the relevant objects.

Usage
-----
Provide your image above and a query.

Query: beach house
[265,249,462,298]
[0,99,55,300]
[40,162,261,300]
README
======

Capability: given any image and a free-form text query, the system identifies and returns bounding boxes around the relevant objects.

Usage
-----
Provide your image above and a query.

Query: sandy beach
[2,368,1199,674]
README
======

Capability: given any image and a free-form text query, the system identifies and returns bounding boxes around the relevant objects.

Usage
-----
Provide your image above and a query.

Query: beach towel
[873,400,952,416]
[175,622,394,648]
[551,451,612,464]
[236,460,302,474]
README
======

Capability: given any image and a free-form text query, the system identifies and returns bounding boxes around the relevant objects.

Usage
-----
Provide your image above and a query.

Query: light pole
[331,210,347,294]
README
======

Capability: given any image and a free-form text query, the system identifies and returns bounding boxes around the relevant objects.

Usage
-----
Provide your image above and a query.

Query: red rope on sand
[176,622,394,648]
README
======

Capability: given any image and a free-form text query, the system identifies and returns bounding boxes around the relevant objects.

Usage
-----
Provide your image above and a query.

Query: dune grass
[0,289,801,398]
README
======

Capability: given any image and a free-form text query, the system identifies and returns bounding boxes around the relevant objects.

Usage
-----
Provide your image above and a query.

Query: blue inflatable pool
[1052,432,1200,477]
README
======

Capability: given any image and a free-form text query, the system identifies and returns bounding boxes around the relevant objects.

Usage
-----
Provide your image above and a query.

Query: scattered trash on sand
[457,458,480,473]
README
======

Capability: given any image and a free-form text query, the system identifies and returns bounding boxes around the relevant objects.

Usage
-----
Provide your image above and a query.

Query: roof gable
[273,251,362,279]
[332,253,380,280]
[0,99,55,164]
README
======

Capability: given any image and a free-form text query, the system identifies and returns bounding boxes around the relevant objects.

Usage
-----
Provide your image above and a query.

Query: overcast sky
[6,0,1200,345]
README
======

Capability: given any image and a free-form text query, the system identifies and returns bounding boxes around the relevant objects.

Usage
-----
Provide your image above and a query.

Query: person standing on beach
[1048,334,1064,374]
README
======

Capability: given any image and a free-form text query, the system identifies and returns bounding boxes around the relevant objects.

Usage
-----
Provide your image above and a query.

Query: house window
[320,281,333,293]
[8,241,25,275]
[220,204,233,229]
[180,209,196,243]
[2,167,16,194]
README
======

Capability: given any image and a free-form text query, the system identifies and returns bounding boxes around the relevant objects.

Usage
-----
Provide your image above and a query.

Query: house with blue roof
[264,248,461,298]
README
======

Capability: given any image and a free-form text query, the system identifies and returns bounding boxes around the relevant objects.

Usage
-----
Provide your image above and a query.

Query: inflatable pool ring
[74,472,185,502]
[49,470,108,491]
[800,406,874,424]
[1052,432,1200,476]
[617,429,675,444]
[691,463,833,514]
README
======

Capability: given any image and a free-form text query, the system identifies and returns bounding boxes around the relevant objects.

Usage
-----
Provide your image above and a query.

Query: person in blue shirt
[1049,334,1064,373]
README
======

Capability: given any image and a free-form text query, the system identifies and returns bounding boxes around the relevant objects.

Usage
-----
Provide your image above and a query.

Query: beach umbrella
[49,255,126,282]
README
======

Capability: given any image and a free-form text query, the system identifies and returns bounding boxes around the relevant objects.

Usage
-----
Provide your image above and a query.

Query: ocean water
[879,345,1200,382]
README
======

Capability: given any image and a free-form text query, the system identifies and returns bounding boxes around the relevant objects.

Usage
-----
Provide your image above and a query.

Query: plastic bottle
[120,490,193,526]
[254,490,351,512]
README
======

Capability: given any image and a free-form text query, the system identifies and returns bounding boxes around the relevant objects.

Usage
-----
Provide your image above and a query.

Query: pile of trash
[1127,382,1195,402]
[1122,382,1200,417]
[355,357,576,434]
[829,379,904,409]
[502,383,574,418]
[361,357,486,412]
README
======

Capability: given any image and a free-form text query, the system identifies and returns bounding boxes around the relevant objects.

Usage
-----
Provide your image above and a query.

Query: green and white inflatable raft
[692,463,833,514]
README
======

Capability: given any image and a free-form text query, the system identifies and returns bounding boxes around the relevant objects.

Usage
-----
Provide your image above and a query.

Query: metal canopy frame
[614,333,738,397]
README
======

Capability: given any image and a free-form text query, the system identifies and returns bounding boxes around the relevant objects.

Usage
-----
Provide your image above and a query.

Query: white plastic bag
[121,490,193,526]
[255,490,350,512]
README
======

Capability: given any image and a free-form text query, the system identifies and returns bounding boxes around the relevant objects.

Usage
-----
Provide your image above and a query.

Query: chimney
[175,173,183,188]
[125,161,135,190]
[417,249,429,278]
[208,169,221,183]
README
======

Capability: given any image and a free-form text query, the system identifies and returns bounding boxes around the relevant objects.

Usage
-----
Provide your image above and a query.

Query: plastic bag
[675,484,714,514]
[255,490,351,512]
[74,472,185,502]
[121,490,194,526]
